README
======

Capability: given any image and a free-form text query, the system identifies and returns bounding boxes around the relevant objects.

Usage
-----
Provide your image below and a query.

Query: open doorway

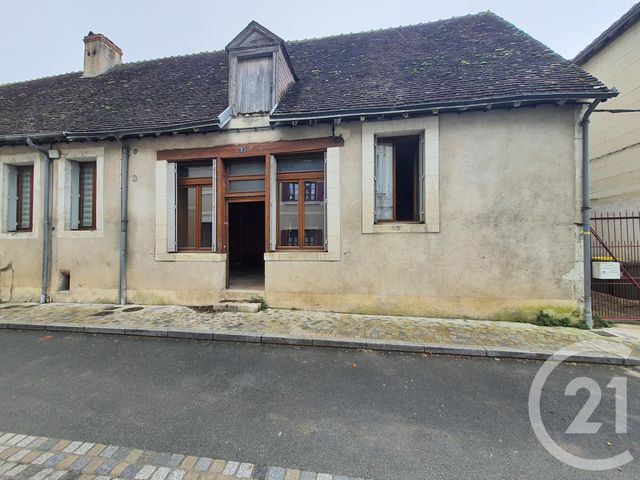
[228,201,265,290]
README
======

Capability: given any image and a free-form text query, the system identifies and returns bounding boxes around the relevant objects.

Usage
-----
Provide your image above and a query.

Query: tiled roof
[0,12,612,139]
[574,3,640,65]
[0,52,230,137]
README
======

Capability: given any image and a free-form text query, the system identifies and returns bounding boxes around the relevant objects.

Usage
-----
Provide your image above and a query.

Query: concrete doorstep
[0,314,638,366]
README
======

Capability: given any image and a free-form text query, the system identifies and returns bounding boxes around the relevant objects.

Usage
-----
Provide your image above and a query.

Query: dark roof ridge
[0,70,81,88]
[0,11,500,87]
[0,49,229,87]
[284,11,495,45]
[106,49,227,71]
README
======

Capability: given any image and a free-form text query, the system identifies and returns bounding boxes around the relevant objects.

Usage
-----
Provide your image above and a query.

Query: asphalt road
[0,330,638,480]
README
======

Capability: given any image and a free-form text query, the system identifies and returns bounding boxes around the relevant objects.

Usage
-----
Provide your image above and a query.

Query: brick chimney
[83,31,122,77]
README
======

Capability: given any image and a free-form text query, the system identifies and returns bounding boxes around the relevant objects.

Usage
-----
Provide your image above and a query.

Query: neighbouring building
[574,3,640,212]
[0,13,615,319]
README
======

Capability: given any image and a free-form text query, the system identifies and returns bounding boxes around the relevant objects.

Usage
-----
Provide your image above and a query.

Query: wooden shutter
[69,161,80,230]
[79,163,95,228]
[374,142,394,221]
[323,151,328,250]
[5,165,18,232]
[419,132,425,223]
[269,155,277,251]
[211,159,217,252]
[166,162,178,253]
[236,56,273,113]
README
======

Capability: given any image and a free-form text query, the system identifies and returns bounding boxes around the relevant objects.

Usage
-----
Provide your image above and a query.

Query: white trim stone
[264,145,341,262]
[0,152,41,239]
[56,146,105,238]
[361,117,440,233]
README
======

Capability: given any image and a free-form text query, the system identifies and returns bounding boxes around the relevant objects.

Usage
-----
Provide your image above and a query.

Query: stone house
[574,3,640,213]
[0,13,615,319]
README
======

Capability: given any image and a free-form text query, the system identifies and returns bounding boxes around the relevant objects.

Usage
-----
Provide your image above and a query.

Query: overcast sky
[0,0,636,85]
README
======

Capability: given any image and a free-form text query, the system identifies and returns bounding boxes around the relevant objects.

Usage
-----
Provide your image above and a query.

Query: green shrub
[533,310,572,327]
[534,310,613,329]
[593,313,612,328]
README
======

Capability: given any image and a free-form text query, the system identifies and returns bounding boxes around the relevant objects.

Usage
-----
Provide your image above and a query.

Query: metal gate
[591,212,640,321]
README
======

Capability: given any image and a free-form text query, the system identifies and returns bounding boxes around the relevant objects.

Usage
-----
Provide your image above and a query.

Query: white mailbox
[592,261,621,280]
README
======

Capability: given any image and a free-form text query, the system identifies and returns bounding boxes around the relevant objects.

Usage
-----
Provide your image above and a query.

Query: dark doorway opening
[228,201,265,290]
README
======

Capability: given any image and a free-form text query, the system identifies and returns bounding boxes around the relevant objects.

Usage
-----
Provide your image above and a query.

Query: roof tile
[0,12,610,137]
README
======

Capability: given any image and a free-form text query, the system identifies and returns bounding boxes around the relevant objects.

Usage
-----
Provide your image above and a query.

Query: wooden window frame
[375,135,421,224]
[177,176,213,252]
[16,165,34,232]
[165,144,337,255]
[226,174,266,198]
[276,170,325,250]
[77,161,97,230]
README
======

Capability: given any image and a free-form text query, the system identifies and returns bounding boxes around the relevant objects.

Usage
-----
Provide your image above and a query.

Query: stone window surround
[266,146,341,262]
[155,160,226,263]
[154,146,341,263]
[56,147,105,238]
[0,152,41,239]
[362,117,440,233]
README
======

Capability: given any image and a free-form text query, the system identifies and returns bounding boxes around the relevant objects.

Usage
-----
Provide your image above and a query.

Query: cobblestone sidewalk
[0,303,639,364]
[0,431,352,480]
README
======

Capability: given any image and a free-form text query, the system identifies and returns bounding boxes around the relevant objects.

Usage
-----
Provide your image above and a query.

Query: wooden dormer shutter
[236,56,273,113]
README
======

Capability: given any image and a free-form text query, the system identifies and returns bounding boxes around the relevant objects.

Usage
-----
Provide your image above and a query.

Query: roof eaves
[270,90,618,123]
[64,118,221,141]
[0,119,221,146]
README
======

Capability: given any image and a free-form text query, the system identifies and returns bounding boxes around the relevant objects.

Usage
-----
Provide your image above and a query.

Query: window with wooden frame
[226,157,266,197]
[5,164,34,232]
[276,152,325,249]
[69,161,97,230]
[374,135,423,223]
[176,163,213,251]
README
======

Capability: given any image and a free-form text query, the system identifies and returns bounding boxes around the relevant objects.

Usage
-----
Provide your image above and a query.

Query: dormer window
[226,21,296,115]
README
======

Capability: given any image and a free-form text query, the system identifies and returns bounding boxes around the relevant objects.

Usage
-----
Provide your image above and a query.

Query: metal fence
[591,212,640,321]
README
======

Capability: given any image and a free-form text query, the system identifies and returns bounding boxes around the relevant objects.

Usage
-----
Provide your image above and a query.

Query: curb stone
[44,324,85,333]
[312,337,368,349]
[624,356,640,366]
[423,343,487,357]
[565,353,625,365]
[213,331,262,343]
[0,321,633,365]
[261,334,313,346]
[366,339,424,352]
[85,326,126,335]
[165,330,213,340]
[484,347,553,361]
[124,328,168,338]
[7,322,44,331]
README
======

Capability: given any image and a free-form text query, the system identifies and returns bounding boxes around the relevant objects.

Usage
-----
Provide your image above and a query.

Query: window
[375,135,422,223]
[70,161,96,230]
[227,158,265,194]
[6,164,33,232]
[177,163,213,250]
[276,152,325,249]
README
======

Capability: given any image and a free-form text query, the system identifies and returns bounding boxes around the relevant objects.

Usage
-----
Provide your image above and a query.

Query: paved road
[0,330,638,479]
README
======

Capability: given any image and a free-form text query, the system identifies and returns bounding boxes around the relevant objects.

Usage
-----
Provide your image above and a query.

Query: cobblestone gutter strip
[0,431,361,480]
[1,320,638,366]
